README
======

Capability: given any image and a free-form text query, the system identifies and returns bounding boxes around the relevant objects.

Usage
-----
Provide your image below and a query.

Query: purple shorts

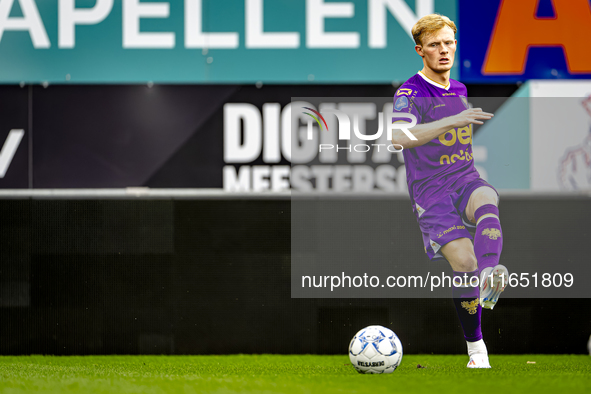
[418,178,498,262]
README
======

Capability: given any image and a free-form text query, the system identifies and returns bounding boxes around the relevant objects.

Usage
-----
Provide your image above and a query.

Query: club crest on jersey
[394,96,409,110]
[460,95,469,109]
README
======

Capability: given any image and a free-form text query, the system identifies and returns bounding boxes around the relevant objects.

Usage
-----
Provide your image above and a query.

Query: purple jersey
[393,71,480,216]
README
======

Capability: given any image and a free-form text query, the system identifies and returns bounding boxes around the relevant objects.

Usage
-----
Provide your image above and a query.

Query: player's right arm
[392,108,494,149]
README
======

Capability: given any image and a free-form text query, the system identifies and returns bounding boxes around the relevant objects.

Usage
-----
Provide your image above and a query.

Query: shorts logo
[437,224,466,238]
[429,239,441,254]
[415,203,426,217]
[397,88,413,96]
[461,299,479,315]
[394,96,409,111]
[482,228,501,240]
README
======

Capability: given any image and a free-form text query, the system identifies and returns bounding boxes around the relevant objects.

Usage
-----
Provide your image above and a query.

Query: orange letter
[483,0,591,74]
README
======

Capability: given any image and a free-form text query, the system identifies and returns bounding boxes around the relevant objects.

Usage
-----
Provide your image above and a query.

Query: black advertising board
[0,86,29,188]
[0,84,516,189]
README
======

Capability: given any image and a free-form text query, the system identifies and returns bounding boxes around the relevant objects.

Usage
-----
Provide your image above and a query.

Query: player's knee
[467,187,498,223]
[453,254,478,272]
[474,187,499,206]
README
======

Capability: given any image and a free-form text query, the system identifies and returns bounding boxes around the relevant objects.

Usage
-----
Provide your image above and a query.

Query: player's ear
[415,45,424,57]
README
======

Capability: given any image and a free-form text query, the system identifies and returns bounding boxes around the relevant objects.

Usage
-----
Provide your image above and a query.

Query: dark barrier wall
[0,197,589,355]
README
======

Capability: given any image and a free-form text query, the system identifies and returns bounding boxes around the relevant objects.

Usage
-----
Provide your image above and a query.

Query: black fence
[0,196,589,355]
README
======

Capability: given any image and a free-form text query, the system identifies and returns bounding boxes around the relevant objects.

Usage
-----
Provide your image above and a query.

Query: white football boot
[467,354,491,369]
[480,264,508,310]
[467,339,491,369]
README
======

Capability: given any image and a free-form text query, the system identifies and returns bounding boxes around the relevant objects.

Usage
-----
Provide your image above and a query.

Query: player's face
[416,26,456,73]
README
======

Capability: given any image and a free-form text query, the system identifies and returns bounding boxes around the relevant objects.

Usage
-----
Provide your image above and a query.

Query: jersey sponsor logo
[394,96,409,111]
[436,126,474,165]
[396,88,413,96]
[439,150,473,165]
[439,126,472,146]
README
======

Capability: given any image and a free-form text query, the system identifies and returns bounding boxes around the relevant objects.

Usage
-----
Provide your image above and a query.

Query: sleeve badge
[394,96,409,111]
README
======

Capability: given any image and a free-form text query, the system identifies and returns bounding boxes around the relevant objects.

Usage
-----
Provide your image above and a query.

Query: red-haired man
[392,14,508,369]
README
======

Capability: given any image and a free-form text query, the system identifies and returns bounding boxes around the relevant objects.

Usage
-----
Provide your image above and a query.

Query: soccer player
[391,14,508,368]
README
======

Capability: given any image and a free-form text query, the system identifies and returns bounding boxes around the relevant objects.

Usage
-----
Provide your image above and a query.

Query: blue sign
[459,0,591,82]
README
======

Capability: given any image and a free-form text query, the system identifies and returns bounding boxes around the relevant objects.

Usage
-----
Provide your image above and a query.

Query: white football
[348,325,403,374]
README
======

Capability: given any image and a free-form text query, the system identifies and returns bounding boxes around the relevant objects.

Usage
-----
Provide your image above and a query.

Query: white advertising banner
[530,81,591,191]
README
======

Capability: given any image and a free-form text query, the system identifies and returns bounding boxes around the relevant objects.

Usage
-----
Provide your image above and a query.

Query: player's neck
[420,67,450,88]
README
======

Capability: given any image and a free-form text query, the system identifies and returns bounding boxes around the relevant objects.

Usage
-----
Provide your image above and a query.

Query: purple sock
[474,204,503,272]
[452,270,482,342]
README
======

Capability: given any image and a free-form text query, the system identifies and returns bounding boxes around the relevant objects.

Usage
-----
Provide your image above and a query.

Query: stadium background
[0,0,590,355]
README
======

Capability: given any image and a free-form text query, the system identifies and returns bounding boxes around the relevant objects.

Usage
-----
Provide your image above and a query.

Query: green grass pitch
[0,355,589,394]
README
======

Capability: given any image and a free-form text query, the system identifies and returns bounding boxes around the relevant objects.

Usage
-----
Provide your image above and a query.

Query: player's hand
[453,108,494,127]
